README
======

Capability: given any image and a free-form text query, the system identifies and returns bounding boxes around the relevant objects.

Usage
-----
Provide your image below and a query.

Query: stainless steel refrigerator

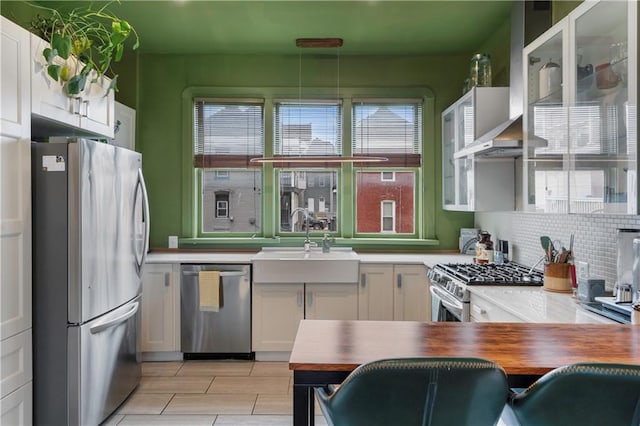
[31,138,150,426]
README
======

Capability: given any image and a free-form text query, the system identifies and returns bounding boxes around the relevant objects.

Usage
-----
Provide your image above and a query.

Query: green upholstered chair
[315,357,509,426]
[503,363,640,426]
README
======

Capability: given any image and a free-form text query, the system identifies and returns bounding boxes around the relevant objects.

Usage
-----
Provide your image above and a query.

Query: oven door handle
[430,285,464,312]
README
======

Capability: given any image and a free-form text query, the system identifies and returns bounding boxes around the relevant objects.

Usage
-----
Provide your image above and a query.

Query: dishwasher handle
[181,270,246,278]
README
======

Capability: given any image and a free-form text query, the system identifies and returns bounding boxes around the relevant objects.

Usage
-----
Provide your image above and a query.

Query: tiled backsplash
[475,212,640,290]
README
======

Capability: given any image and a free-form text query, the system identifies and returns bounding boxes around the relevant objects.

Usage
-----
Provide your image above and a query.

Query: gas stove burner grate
[436,262,544,286]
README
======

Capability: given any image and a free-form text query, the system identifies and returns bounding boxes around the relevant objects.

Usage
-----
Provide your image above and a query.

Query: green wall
[2,1,518,251]
[137,52,486,249]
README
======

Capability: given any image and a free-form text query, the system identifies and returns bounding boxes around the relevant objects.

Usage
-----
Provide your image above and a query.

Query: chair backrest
[315,357,509,426]
[508,363,640,426]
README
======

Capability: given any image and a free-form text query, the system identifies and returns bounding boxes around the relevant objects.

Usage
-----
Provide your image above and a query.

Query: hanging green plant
[29,1,139,96]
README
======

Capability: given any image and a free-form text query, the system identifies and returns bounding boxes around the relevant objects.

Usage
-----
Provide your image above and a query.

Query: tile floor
[103,360,328,426]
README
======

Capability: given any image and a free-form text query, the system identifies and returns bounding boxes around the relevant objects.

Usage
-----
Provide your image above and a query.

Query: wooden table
[289,320,640,426]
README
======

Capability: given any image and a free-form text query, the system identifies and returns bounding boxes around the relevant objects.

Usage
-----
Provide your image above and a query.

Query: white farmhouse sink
[251,247,359,283]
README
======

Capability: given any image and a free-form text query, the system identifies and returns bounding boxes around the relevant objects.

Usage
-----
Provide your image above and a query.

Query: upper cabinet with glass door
[441,86,511,211]
[524,0,637,214]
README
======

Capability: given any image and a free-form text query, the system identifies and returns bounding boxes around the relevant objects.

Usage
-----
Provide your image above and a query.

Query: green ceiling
[29,0,511,55]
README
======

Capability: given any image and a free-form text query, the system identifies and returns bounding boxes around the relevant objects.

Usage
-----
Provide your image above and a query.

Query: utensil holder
[543,262,572,293]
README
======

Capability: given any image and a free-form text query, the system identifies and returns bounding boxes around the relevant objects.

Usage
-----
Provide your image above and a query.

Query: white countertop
[145,250,611,324]
[146,251,473,266]
[468,285,616,324]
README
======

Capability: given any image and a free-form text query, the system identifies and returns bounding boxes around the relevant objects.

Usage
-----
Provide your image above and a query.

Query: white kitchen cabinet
[252,282,358,353]
[393,264,430,321]
[252,283,304,352]
[305,283,358,320]
[111,102,136,151]
[441,87,514,211]
[524,0,638,214]
[358,264,430,321]
[31,33,115,138]
[358,265,394,320]
[1,330,32,399]
[1,17,32,421]
[141,263,180,353]
[470,293,524,323]
[1,382,32,426]
[1,17,31,342]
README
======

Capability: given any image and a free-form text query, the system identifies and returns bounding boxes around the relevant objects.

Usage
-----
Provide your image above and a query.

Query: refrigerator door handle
[134,168,150,270]
[90,302,140,334]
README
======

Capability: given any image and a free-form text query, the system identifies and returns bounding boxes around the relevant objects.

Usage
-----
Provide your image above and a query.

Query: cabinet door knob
[297,290,303,307]
[307,291,313,307]
[164,273,170,287]
[361,273,367,288]
[397,274,402,288]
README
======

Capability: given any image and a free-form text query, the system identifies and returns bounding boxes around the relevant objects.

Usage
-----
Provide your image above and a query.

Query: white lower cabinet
[141,263,180,352]
[470,293,524,323]
[252,282,358,353]
[305,283,358,320]
[358,265,394,320]
[358,264,430,321]
[1,330,32,399]
[393,265,430,321]
[1,382,32,426]
[252,284,304,352]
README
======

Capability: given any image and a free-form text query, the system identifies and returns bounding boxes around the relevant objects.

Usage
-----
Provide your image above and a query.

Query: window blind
[273,100,342,158]
[193,99,264,168]
[352,100,422,167]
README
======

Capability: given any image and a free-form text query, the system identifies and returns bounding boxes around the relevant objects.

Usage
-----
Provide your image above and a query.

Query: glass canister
[469,53,492,87]
[475,231,494,264]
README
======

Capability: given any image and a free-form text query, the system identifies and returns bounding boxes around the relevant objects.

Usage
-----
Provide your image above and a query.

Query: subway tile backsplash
[475,212,640,290]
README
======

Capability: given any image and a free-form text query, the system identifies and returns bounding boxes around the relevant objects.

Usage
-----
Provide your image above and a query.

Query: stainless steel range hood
[459,1,552,158]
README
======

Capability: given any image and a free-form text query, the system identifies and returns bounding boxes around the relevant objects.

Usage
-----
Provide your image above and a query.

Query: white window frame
[380,200,396,233]
[381,171,395,182]
[216,170,230,179]
[215,192,230,218]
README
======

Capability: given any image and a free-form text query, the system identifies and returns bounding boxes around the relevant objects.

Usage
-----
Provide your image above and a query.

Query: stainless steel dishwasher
[180,264,253,359]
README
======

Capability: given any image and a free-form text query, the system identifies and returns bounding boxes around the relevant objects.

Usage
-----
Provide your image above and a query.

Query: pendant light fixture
[251,38,388,166]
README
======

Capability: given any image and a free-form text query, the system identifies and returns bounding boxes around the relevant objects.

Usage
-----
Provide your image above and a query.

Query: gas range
[428,262,544,303]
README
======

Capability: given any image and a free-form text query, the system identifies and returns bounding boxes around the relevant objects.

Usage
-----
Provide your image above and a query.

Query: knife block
[543,262,572,293]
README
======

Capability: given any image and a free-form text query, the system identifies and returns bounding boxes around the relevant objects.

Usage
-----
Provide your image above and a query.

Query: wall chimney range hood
[454,116,547,158]
[457,1,551,159]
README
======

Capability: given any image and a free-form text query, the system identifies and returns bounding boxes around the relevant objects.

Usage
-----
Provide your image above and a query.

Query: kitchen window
[215,192,229,218]
[352,100,422,236]
[381,171,395,182]
[274,100,341,234]
[193,99,264,235]
[381,200,396,232]
[187,89,434,243]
